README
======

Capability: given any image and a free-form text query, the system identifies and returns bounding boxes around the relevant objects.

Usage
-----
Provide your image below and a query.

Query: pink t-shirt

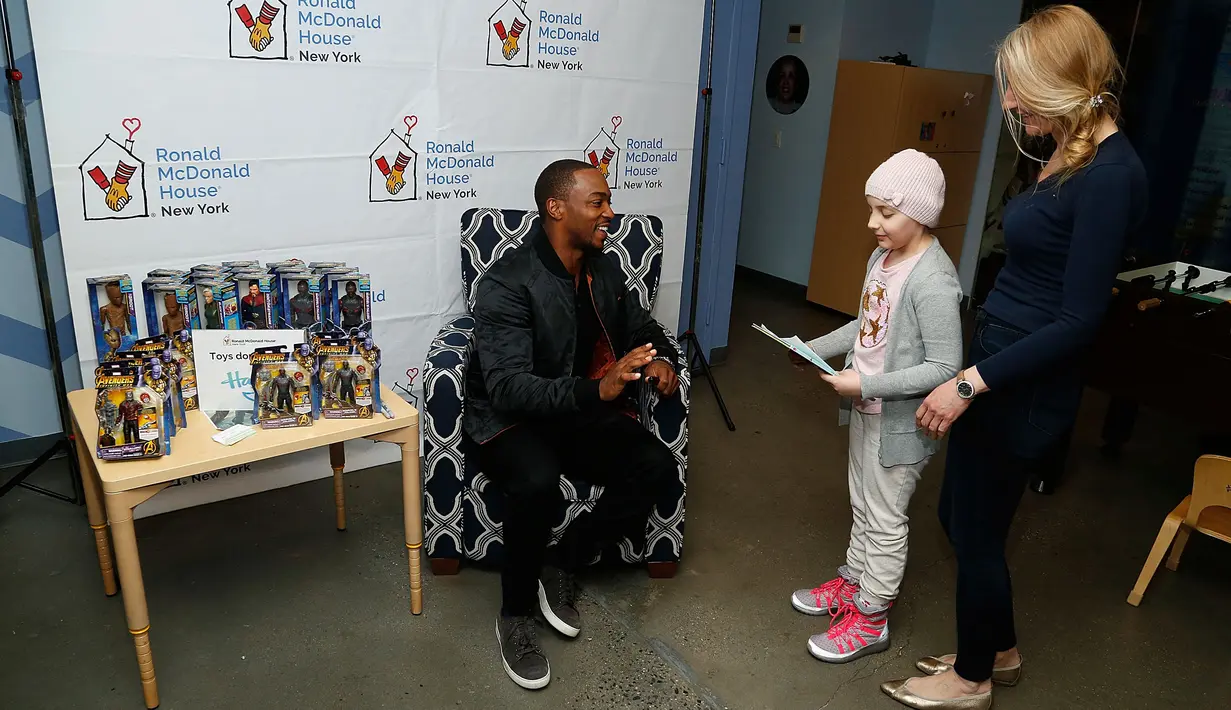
[853,250,924,414]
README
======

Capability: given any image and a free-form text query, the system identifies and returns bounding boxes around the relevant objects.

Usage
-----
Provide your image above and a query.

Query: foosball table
[1084,261,1231,452]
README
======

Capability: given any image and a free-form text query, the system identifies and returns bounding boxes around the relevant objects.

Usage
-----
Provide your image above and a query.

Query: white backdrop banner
[29,0,703,517]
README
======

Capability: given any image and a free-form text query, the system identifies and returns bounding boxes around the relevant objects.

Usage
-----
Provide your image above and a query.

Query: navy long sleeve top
[979,131,1148,390]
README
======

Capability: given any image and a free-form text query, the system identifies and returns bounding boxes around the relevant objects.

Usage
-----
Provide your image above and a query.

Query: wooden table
[66,386,421,709]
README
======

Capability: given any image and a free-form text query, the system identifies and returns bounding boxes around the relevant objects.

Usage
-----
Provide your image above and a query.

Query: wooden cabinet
[806,61,994,316]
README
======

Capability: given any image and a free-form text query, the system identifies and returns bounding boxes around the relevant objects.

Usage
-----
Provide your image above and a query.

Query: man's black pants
[478,410,677,616]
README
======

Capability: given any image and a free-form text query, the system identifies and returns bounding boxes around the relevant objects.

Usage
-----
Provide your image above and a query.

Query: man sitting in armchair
[467,159,681,690]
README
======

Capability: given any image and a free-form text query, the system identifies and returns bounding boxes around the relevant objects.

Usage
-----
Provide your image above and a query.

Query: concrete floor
[3,276,1230,710]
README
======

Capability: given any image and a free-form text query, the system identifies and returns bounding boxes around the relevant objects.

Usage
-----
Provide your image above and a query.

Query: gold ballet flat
[880,678,993,710]
[915,654,1022,687]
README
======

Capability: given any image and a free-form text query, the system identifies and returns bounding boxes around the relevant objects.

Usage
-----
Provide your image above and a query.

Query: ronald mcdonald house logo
[370,116,419,203]
[580,116,679,192]
[80,119,253,222]
[487,0,600,72]
[229,0,383,63]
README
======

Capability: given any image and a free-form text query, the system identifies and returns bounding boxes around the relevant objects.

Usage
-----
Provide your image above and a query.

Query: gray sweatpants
[844,409,927,607]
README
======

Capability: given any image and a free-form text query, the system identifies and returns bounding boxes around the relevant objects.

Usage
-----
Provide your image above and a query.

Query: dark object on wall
[876,52,915,67]
[765,55,810,115]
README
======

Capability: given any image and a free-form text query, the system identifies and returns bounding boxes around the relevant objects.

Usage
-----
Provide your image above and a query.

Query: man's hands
[820,369,862,397]
[599,344,656,402]
[644,359,679,397]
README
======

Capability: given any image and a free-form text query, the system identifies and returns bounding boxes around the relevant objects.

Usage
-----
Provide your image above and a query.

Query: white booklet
[752,323,838,376]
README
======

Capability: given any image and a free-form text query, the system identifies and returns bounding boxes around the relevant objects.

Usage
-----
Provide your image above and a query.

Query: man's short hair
[535,159,597,215]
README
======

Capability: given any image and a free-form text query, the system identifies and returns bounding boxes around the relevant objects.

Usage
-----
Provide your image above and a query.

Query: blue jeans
[940,310,1077,682]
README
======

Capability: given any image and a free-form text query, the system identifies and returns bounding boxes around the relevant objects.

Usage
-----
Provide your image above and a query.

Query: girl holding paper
[789,149,963,664]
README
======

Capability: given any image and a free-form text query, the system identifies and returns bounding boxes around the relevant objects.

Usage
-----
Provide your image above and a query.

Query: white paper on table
[752,324,838,375]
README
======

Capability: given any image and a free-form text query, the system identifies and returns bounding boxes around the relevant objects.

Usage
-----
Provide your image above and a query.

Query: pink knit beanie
[865,149,946,228]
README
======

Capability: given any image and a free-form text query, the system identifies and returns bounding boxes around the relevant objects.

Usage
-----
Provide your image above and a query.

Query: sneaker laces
[508,617,542,661]
[810,577,852,609]
[554,570,578,608]
[826,600,884,651]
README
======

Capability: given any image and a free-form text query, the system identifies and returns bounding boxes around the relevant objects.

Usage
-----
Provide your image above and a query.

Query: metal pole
[0,0,82,503]
[686,0,719,341]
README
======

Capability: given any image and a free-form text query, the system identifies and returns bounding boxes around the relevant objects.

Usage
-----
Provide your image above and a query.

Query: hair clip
[1088,94,1105,109]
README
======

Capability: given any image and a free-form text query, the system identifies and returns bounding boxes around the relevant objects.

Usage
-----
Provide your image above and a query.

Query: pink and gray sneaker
[807,595,890,663]
[790,566,859,616]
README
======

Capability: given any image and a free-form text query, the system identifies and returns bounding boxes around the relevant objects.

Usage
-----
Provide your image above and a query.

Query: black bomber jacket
[464,225,677,443]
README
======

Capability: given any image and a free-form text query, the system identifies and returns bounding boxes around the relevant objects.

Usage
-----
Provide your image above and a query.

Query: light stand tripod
[681,0,735,432]
[0,0,82,504]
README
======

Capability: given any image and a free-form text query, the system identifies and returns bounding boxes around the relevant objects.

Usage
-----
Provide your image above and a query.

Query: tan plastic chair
[1128,455,1231,606]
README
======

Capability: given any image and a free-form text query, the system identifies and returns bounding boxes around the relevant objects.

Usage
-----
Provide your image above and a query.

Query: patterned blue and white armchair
[423,208,690,577]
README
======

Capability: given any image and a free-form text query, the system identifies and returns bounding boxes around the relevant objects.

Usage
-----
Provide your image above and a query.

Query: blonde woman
[884,6,1148,709]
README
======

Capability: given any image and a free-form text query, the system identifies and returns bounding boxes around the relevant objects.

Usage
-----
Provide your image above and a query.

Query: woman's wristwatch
[956,370,976,400]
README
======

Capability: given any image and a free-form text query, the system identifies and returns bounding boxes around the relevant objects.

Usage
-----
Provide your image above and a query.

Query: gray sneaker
[807,595,890,663]
[496,614,550,689]
[791,566,859,616]
[538,566,581,637]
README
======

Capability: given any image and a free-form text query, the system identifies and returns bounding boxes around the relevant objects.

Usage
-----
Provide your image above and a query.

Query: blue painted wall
[0,0,80,447]
[680,0,762,358]
[840,0,936,63]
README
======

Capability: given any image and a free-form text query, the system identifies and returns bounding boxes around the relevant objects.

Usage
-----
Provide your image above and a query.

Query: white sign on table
[192,329,305,428]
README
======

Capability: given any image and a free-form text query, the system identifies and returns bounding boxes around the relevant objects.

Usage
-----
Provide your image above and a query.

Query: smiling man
[466,159,680,690]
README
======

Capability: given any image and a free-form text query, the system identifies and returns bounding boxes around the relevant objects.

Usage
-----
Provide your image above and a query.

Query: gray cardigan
[807,238,964,467]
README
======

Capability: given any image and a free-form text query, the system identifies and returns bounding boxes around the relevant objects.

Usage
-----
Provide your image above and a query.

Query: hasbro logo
[222,370,255,402]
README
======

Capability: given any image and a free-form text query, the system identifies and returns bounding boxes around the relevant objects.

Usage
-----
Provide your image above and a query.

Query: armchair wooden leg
[647,561,679,579]
[430,557,461,576]
[1128,512,1183,607]
[1165,526,1191,572]
[329,442,346,531]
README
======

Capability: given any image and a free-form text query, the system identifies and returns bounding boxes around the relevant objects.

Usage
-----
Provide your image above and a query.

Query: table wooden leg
[73,420,116,596]
[329,442,346,531]
[105,493,159,709]
[401,438,423,615]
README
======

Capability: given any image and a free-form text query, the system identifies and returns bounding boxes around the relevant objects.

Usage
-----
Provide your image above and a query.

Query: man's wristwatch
[956,370,976,400]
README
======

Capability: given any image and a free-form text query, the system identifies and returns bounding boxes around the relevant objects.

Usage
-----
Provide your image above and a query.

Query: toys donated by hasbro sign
[95,363,167,460]
[87,275,139,363]
[250,345,317,429]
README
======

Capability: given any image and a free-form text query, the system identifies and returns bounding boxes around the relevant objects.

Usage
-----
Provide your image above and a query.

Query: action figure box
[309,261,347,271]
[87,275,140,363]
[147,268,190,279]
[281,273,325,331]
[313,334,380,419]
[94,363,168,460]
[144,283,197,337]
[330,273,372,334]
[109,350,182,435]
[129,330,197,414]
[222,260,260,269]
[250,345,316,429]
[193,279,240,330]
[266,258,304,271]
[234,269,282,325]
[232,273,277,329]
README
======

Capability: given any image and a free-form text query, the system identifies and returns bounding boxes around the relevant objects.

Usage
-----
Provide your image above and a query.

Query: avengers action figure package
[313,334,380,419]
[250,345,317,429]
[265,258,305,271]
[129,331,197,414]
[233,274,276,329]
[87,275,139,363]
[309,261,347,271]
[109,350,182,435]
[147,268,190,279]
[331,274,372,334]
[95,363,168,460]
[281,273,325,331]
[222,260,260,269]
[194,279,240,330]
[144,283,197,337]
